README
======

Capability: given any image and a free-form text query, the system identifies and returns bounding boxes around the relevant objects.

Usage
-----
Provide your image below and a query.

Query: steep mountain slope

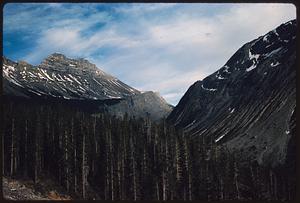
[2,54,172,120]
[167,20,296,167]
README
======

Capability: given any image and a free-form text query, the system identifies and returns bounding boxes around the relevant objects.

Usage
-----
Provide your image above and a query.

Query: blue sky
[3,3,296,105]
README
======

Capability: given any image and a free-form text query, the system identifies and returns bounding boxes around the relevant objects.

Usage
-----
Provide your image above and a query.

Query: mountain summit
[40,53,101,73]
[3,54,139,100]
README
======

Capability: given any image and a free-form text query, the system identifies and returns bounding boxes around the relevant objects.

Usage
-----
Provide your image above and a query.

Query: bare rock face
[106,91,173,121]
[167,20,296,167]
[3,54,172,121]
[40,53,99,73]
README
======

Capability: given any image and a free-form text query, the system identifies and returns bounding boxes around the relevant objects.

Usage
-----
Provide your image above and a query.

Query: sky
[3,3,296,105]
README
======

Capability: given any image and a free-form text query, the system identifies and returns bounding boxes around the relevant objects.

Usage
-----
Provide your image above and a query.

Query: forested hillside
[2,98,295,200]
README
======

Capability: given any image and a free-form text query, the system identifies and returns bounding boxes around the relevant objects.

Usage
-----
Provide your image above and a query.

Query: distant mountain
[2,53,172,120]
[167,19,296,167]
[3,53,139,100]
[106,91,173,121]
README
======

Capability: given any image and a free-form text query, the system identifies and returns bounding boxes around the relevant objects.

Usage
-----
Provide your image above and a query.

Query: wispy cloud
[3,3,296,105]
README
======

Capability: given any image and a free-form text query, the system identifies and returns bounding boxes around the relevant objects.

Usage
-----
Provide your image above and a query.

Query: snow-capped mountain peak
[3,54,140,100]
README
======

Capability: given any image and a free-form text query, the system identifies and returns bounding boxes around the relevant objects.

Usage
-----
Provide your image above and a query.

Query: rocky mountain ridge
[167,19,296,167]
[3,54,139,100]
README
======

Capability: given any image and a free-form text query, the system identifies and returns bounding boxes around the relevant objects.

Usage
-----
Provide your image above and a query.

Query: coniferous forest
[2,98,295,200]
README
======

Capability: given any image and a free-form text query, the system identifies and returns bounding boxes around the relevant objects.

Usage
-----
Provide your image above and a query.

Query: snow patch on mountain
[265,47,283,57]
[215,133,227,143]
[201,84,217,91]
[271,62,280,67]
[246,63,257,72]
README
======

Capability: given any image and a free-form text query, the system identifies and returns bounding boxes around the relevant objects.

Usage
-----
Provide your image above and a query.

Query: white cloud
[4,4,111,33]
[115,3,178,14]
[24,26,144,64]
[149,19,214,46]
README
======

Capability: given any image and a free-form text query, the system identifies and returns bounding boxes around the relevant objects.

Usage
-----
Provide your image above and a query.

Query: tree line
[2,99,295,200]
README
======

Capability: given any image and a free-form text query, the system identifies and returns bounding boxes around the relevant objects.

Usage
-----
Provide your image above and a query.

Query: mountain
[167,19,296,167]
[2,53,172,120]
[105,91,173,121]
[3,53,139,100]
